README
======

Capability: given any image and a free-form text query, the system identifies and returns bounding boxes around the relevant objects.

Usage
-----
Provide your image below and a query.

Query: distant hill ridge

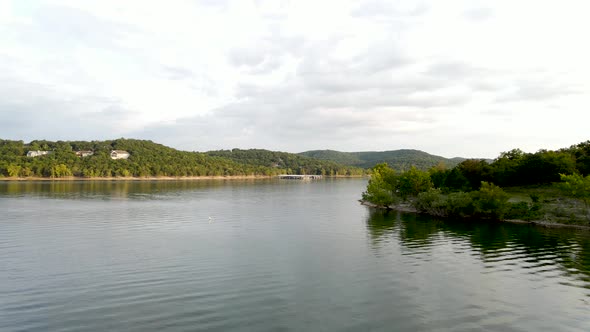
[299,149,466,170]
[205,148,365,175]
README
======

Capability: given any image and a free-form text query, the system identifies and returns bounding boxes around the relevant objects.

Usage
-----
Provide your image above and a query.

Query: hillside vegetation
[206,149,365,176]
[0,139,363,178]
[300,149,466,170]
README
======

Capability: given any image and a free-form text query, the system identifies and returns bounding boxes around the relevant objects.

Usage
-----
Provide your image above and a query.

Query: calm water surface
[1,179,589,331]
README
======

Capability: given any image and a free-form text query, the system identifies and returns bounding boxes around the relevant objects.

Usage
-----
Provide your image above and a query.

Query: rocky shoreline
[359,200,590,231]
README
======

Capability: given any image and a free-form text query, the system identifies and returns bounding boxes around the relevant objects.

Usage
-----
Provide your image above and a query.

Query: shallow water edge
[360,199,590,231]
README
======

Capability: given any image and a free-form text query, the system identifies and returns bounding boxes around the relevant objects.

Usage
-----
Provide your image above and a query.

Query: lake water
[1,179,589,331]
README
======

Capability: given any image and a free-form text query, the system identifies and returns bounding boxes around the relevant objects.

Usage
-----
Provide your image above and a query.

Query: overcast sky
[1,0,589,158]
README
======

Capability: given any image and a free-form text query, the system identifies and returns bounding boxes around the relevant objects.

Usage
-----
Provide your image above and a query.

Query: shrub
[470,182,510,220]
[445,191,474,217]
[414,188,447,216]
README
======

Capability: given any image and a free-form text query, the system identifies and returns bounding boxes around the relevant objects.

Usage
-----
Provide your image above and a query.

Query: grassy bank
[504,185,590,226]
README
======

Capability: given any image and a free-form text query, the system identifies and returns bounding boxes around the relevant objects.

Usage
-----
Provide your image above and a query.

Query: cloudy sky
[1,0,589,158]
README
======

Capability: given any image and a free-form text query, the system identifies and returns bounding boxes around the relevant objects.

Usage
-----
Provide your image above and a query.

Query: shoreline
[0,175,272,182]
[0,175,365,181]
[0,175,273,181]
[359,200,590,231]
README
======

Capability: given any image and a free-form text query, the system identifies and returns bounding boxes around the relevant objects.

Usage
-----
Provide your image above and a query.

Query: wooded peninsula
[361,140,590,227]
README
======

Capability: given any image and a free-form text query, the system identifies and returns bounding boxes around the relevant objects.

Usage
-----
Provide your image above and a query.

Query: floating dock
[278,175,323,180]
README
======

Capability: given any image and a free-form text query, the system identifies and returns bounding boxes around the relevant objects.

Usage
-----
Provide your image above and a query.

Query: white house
[76,150,94,157]
[110,150,130,160]
[26,150,51,157]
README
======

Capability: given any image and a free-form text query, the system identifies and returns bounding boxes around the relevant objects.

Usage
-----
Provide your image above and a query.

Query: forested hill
[0,139,363,178]
[205,149,365,176]
[299,149,466,170]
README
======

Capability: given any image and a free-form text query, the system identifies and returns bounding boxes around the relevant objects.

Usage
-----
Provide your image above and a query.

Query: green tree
[397,166,432,199]
[51,164,73,178]
[362,163,399,208]
[429,167,448,189]
[457,159,492,190]
[491,149,524,186]
[7,164,22,177]
[558,174,590,218]
[566,141,590,176]
[470,182,510,220]
[444,168,470,191]
[517,150,576,185]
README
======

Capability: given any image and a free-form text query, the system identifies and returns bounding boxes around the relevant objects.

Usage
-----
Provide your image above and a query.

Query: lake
[1,179,589,331]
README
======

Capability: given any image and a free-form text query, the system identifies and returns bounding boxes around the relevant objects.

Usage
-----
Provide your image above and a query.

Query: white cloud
[1,0,589,158]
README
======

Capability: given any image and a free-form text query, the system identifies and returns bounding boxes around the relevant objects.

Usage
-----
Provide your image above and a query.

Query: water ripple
[2,181,590,331]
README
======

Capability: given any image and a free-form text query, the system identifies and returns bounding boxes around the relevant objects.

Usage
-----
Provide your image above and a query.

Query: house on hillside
[76,150,94,157]
[26,150,51,157]
[110,150,130,160]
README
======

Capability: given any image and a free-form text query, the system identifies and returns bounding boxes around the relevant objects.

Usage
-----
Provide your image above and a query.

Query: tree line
[206,149,365,176]
[362,140,590,221]
[424,141,590,191]
[0,139,364,178]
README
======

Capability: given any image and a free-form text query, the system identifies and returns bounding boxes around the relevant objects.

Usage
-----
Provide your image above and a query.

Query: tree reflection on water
[365,208,590,286]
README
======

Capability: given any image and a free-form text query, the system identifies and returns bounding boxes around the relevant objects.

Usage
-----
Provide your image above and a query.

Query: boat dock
[278,175,323,180]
